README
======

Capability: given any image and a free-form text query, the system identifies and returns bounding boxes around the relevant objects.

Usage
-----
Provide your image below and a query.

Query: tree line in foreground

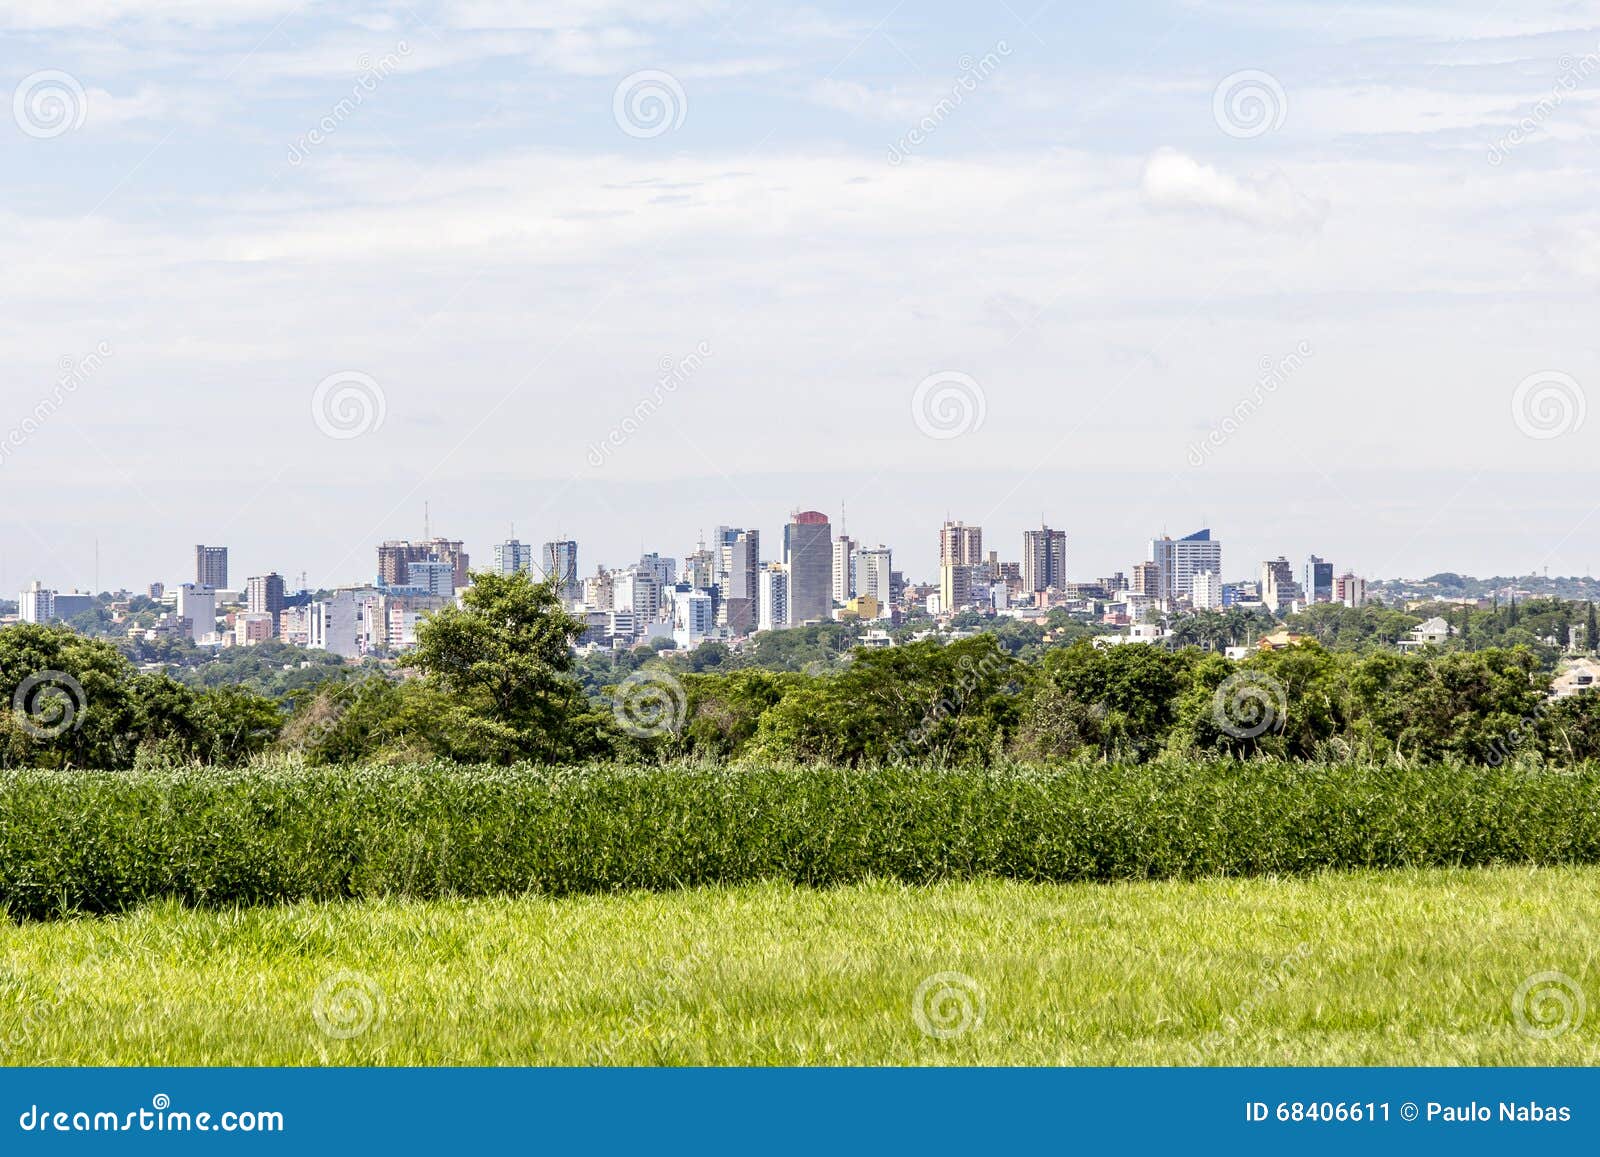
[3,570,1599,770]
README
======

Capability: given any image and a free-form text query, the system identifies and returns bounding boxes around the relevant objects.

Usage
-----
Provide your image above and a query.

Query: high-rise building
[612,565,662,625]
[176,583,217,643]
[1191,571,1224,611]
[683,544,717,592]
[1304,555,1334,604]
[858,546,893,617]
[246,573,286,634]
[639,552,677,588]
[832,535,858,605]
[493,540,535,575]
[379,538,469,589]
[1130,561,1162,597]
[308,589,364,658]
[758,564,789,632]
[785,510,833,625]
[938,521,983,612]
[541,540,580,600]
[195,545,228,589]
[1260,557,1302,613]
[672,588,715,648]
[1149,529,1222,601]
[407,559,456,597]
[715,528,759,633]
[1021,525,1068,594]
[19,581,53,623]
[1335,573,1367,608]
[582,566,614,611]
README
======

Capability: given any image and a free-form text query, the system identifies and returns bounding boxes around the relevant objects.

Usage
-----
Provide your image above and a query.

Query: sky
[3,0,1600,591]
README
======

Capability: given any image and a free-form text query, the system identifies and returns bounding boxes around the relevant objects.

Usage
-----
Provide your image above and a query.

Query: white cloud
[1141,147,1327,230]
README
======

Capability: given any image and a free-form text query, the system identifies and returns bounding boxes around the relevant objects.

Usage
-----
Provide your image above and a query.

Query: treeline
[4,570,1600,770]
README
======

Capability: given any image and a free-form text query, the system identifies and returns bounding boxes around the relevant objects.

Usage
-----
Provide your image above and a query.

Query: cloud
[1141,147,1327,230]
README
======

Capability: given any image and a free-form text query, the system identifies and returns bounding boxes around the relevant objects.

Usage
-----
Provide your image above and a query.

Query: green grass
[2,866,1597,1065]
[7,760,1600,918]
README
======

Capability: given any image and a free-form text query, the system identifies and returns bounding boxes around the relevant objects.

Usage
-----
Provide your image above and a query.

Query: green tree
[412,570,606,762]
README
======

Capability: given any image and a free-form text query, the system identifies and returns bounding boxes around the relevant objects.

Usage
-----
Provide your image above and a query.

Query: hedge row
[2,760,1597,920]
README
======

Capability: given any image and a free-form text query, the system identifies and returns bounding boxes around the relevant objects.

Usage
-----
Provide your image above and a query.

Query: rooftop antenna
[94,538,100,594]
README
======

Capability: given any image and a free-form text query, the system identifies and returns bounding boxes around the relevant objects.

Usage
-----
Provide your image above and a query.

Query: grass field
[2,866,1596,1065]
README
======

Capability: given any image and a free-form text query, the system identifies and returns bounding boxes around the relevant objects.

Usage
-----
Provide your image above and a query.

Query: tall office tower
[407,559,456,597]
[612,565,662,624]
[858,546,893,617]
[715,527,760,632]
[493,540,535,575]
[246,573,287,633]
[938,520,983,612]
[1021,525,1068,593]
[784,510,833,625]
[1260,557,1301,612]
[195,545,228,589]
[683,543,718,592]
[176,583,217,643]
[378,540,430,587]
[423,539,469,588]
[1335,573,1367,608]
[1304,555,1334,604]
[378,538,468,588]
[1191,571,1224,611]
[19,580,54,623]
[831,535,858,605]
[541,540,580,600]
[758,564,790,632]
[1149,528,1223,601]
[1130,561,1162,597]
[582,566,614,611]
[639,552,677,587]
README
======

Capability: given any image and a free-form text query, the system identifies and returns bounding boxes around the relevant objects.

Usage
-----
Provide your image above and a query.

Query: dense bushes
[4,759,1599,919]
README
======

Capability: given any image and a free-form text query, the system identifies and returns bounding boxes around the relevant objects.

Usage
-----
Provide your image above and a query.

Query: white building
[858,546,893,618]
[673,589,715,648]
[612,566,662,625]
[758,565,789,632]
[492,539,534,574]
[19,581,53,624]
[1191,571,1224,611]
[832,535,858,604]
[1336,573,1367,608]
[176,583,216,643]
[308,590,364,658]
[1150,529,1223,602]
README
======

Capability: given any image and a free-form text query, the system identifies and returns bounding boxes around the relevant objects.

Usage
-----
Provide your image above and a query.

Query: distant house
[1255,629,1306,652]
[1399,616,1453,649]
